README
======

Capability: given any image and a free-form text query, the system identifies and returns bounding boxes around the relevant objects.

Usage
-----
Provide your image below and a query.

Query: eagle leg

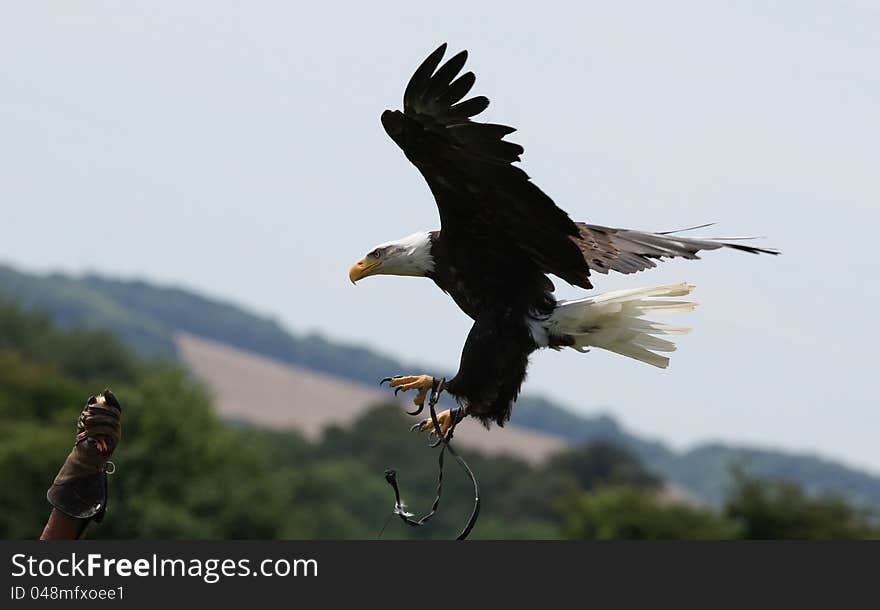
[412,407,465,442]
[380,374,436,415]
[412,380,466,446]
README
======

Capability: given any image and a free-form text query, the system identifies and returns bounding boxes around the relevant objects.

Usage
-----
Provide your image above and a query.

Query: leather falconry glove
[46,389,122,521]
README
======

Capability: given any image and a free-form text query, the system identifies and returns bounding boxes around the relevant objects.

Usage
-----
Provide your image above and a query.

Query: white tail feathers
[547,282,696,369]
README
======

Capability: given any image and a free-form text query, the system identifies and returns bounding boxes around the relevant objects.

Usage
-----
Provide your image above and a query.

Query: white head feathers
[369,231,435,277]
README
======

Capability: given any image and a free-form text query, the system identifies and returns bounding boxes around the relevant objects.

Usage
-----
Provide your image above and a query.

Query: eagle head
[349,231,434,284]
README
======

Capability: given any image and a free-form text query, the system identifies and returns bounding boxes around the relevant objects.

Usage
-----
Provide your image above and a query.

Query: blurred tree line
[1,300,877,540]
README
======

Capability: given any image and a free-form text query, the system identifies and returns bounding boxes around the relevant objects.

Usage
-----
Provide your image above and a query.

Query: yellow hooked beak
[349,257,382,284]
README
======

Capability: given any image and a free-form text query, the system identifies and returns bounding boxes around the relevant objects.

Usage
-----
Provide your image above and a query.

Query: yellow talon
[419,409,455,436]
[388,374,434,407]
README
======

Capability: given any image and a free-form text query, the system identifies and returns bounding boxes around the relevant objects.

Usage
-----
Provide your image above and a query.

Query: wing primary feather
[426,50,468,101]
[574,222,779,276]
[437,72,476,107]
[657,222,717,235]
[448,122,515,140]
[404,43,447,109]
[447,95,490,118]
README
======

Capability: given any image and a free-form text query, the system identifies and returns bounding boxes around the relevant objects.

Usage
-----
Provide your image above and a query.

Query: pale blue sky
[2,2,878,470]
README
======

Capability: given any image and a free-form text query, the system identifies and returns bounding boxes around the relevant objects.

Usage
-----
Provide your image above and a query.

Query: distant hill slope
[177,332,568,464]
[2,262,878,506]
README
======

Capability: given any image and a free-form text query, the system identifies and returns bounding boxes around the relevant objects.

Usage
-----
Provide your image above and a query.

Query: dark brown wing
[381,43,590,289]
[574,223,780,275]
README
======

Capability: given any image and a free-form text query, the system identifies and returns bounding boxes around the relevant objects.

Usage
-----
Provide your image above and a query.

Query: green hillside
[2,262,878,508]
[3,300,876,540]
[0,300,624,539]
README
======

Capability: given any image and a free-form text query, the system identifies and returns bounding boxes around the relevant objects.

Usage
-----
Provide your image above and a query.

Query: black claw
[407,404,425,416]
[379,377,394,386]
[394,387,402,396]
[410,421,423,432]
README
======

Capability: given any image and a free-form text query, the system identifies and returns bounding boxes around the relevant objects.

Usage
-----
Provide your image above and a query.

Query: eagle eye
[368,248,381,259]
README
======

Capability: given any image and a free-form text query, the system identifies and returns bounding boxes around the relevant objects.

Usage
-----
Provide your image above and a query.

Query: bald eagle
[350,44,777,437]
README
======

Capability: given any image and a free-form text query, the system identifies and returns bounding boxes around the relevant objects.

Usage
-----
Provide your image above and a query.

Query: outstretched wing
[382,43,590,289]
[574,223,780,275]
